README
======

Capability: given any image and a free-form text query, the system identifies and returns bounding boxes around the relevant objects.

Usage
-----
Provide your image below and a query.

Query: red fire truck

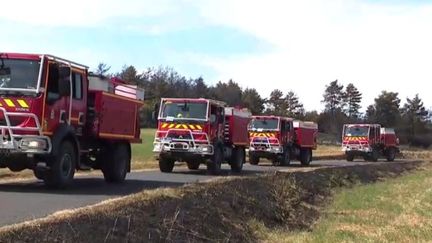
[153,98,251,174]
[342,124,399,162]
[0,53,143,188]
[248,116,318,166]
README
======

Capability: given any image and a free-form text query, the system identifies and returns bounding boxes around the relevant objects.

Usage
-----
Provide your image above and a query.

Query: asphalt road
[0,159,393,227]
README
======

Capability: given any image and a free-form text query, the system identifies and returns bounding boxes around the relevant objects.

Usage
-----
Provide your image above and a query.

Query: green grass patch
[131,128,157,170]
[263,164,432,242]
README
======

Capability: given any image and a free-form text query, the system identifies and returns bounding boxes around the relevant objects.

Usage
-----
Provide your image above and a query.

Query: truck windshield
[161,101,208,120]
[0,59,40,91]
[344,126,369,137]
[249,118,279,131]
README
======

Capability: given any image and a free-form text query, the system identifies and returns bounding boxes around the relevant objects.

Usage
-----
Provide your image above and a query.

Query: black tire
[207,146,223,175]
[369,149,379,162]
[33,168,45,180]
[386,147,396,162]
[102,143,130,183]
[346,153,354,162]
[231,147,245,173]
[300,148,312,166]
[249,153,260,165]
[279,148,291,166]
[187,160,200,170]
[44,140,76,188]
[159,156,175,173]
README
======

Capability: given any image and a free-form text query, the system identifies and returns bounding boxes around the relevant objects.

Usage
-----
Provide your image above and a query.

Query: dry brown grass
[313,145,345,160]
[401,149,432,160]
[0,160,423,243]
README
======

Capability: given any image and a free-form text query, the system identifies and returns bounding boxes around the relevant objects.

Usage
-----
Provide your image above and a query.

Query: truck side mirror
[152,103,160,121]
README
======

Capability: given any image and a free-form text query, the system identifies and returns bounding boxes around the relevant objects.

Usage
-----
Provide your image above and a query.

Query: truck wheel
[44,140,76,188]
[370,149,379,162]
[231,147,245,173]
[187,160,200,170]
[207,147,223,175]
[102,143,130,183]
[159,156,175,173]
[346,153,354,162]
[386,147,396,162]
[300,148,312,166]
[33,168,45,180]
[280,149,291,166]
[249,154,260,165]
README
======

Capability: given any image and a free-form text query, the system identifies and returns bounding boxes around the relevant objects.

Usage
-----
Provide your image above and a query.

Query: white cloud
[190,0,432,111]
[1,0,185,27]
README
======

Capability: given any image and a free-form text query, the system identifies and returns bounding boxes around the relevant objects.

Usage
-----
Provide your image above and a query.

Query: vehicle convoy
[153,98,251,174]
[0,53,144,188]
[342,124,399,162]
[248,115,318,166]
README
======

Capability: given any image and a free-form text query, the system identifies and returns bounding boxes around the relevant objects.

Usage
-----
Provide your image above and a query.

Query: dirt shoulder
[0,160,423,243]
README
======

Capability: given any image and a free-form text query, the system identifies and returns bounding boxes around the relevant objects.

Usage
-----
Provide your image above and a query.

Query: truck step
[78,163,92,171]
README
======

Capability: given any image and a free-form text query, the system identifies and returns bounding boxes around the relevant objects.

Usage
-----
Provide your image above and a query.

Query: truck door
[209,105,224,140]
[280,120,287,144]
[69,69,87,136]
[43,62,72,135]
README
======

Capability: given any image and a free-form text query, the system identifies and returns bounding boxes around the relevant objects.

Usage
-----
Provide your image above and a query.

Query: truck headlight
[272,146,282,153]
[20,139,47,150]
[153,143,162,152]
[202,146,211,153]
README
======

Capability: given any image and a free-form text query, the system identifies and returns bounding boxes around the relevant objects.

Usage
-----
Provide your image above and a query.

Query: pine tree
[402,94,429,138]
[322,80,344,113]
[285,91,304,117]
[94,63,111,76]
[265,89,287,116]
[371,91,401,127]
[242,88,265,114]
[343,83,362,119]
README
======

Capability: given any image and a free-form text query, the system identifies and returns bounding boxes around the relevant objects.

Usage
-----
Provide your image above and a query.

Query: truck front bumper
[0,135,52,155]
[153,141,214,156]
[249,145,283,154]
[342,145,372,153]
[0,107,52,155]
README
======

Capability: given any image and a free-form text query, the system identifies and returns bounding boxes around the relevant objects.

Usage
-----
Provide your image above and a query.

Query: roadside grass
[313,144,344,160]
[130,128,157,169]
[0,161,422,242]
[260,163,432,242]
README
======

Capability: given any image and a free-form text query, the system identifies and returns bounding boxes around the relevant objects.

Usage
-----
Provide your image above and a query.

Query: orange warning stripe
[249,132,276,138]
[344,136,368,141]
[0,99,30,108]
[160,123,203,130]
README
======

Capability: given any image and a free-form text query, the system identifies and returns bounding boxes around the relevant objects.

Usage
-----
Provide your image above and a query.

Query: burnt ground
[0,160,424,243]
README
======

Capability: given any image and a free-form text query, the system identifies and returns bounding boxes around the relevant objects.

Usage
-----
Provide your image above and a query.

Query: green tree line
[95,64,432,147]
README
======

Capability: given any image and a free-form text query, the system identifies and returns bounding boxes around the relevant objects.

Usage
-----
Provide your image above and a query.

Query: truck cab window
[285,121,291,132]
[47,63,60,101]
[72,73,83,100]
[369,127,375,139]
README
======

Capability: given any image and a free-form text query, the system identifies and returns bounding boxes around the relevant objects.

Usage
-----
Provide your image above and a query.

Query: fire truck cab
[248,116,318,166]
[342,124,399,162]
[153,98,251,175]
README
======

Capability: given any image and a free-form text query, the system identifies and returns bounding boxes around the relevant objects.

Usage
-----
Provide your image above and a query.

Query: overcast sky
[1,0,431,111]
